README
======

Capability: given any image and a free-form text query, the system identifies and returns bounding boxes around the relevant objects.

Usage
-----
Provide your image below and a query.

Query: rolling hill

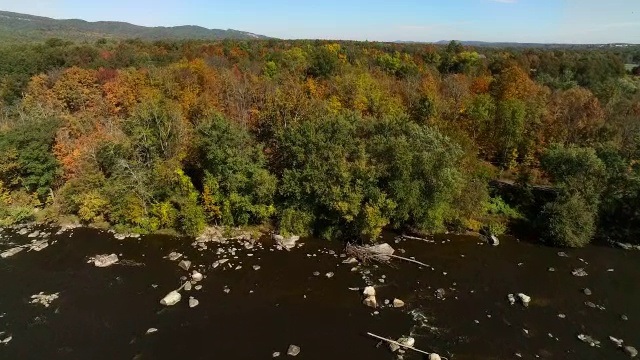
[0,10,270,42]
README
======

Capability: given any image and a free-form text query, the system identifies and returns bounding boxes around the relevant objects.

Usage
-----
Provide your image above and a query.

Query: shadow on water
[0,226,638,360]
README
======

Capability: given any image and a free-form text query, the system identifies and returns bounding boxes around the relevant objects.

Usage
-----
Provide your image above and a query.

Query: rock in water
[507,293,516,305]
[178,260,191,271]
[363,295,377,308]
[572,268,588,277]
[94,254,119,267]
[624,346,638,358]
[429,354,442,360]
[517,293,531,307]
[610,336,624,347]
[183,282,192,291]
[363,286,376,297]
[160,291,181,306]
[583,288,592,296]
[577,334,600,347]
[272,352,280,357]
[287,345,300,356]
[364,243,395,260]
[167,252,182,261]
[273,234,301,249]
[1,247,24,259]
[393,298,405,308]
[191,271,203,281]
[146,328,158,335]
[487,234,499,246]
[188,297,199,308]
[398,337,415,348]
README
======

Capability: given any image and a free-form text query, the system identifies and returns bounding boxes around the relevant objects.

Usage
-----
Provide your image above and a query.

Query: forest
[1,38,639,247]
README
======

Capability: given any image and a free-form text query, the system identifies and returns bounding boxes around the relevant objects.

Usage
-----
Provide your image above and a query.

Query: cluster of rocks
[272,234,301,250]
[615,242,640,251]
[507,293,531,307]
[109,231,140,240]
[361,286,405,310]
[30,292,59,307]
[1,229,54,259]
[572,268,588,277]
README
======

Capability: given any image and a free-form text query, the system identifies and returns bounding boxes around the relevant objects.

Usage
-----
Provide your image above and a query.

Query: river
[0,226,638,359]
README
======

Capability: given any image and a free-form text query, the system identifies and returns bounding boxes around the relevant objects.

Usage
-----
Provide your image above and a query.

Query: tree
[541,193,595,248]
[196,114,276,226]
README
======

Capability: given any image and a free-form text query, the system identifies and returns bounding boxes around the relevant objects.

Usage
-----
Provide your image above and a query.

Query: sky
[0,0,638,43]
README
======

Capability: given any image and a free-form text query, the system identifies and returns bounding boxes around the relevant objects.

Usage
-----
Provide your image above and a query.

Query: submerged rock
[342,257,358,264]
[167,252,182,261]
[178,260,191,271]
[272,352,280,357]
[93,254,119,267]
[183,282,192,291]
[435,288,446,300]
[287,345,300,356]
[146,328,158,335]
[583,288,592,296]
[429,354,442,360]
[393,298,405,308]
[160,291,181,306]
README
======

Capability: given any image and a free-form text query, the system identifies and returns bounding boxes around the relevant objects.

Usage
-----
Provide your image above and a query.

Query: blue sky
[1,0,638,43]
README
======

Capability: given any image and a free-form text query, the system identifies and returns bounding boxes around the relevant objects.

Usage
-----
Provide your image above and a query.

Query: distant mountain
[432,40,637,49]
[0,11,271,42]
[394,40,637,48]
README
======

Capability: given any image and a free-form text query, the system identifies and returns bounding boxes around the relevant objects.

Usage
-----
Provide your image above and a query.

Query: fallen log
[366,332,444,358]
[401,234,432,242]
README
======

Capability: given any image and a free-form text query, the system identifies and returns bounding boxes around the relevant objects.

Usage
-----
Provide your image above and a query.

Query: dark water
[0,227,638,360]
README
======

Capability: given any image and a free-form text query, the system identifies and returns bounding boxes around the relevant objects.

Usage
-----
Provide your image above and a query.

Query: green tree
[196,114,276,226]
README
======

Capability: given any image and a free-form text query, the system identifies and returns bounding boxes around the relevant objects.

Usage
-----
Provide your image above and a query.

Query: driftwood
[346,243,429,267]
[401,234,432,242]
[384,254,429,267]
[366,332,437,356]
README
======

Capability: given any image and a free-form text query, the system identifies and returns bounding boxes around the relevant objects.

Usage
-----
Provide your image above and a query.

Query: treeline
[0,38,639,246]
